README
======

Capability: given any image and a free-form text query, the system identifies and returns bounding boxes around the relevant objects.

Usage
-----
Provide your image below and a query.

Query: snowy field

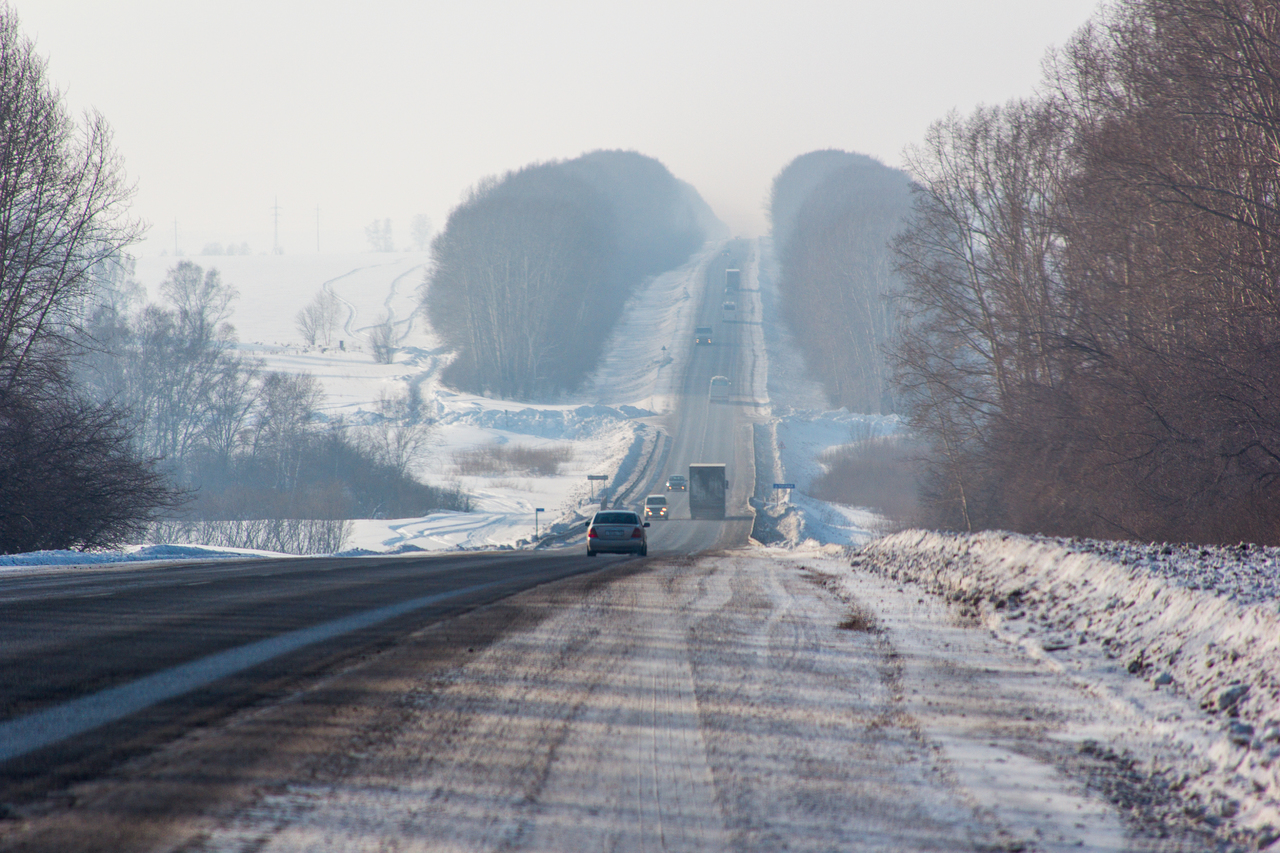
[7,245,715,566]
[146,245,719,554]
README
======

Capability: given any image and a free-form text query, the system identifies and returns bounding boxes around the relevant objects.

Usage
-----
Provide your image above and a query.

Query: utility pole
[173,218,178,256]
[316,205,320,253]
[272,197,282,255]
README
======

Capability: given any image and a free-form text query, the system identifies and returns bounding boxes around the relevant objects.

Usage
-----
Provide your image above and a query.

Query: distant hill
[769,151,913,413]
[425,150,719,400]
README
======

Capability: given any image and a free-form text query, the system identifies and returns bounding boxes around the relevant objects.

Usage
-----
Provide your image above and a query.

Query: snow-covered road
[5,551,1231,851]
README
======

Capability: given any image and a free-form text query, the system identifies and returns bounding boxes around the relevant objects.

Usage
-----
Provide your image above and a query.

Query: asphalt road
[644,239,764,555]
[0,241,755,802]
[0,551,606,798]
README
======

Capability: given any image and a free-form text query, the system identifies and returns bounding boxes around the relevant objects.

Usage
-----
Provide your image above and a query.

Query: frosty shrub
[452,444,574,477]
[148,517,352,556]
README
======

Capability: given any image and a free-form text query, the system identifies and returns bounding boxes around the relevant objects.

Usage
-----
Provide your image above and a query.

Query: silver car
[585,510,649,556]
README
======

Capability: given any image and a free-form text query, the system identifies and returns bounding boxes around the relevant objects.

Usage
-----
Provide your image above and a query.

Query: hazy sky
[19,1,1100,257]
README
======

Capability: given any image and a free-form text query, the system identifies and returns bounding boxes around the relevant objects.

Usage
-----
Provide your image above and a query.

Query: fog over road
[0,244,1211,851]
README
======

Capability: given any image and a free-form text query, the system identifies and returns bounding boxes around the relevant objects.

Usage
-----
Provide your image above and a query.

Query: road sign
[772,483,796,490]
[586,475,608,481]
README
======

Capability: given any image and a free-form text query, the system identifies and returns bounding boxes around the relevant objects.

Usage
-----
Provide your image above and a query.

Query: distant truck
[688,463,726,519]
[725,269,740,291]
[695,325,713,345]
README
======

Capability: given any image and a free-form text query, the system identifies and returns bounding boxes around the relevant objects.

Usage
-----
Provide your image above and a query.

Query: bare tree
[365,218,394,252]
[0,20,141,395]
[410,214,432,251]
[160,260,237,344]
[363,391,433,478]
[248,371,323,491]
[81,262,244,462]
[295,288,341,346]
[369,312,397,364]
[0,7,179,552]
[891,98,1073,531]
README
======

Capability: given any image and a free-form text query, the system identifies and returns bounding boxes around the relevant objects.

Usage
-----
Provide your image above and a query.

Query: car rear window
[646,497,667,505]
[594,512,640,524]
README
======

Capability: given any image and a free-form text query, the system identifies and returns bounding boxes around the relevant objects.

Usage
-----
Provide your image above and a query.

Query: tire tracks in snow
[319,260,426,348]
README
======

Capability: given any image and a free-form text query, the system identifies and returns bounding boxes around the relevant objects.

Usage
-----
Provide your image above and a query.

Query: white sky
[18,0,1101,257]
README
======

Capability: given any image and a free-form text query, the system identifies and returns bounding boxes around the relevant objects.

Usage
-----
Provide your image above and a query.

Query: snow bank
[433,400,651,439]
[857,529,1280,840]
[0,543,287,571]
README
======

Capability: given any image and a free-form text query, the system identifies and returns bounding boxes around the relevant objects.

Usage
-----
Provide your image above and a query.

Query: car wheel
[587,549,596,557]
[639,544,648,556]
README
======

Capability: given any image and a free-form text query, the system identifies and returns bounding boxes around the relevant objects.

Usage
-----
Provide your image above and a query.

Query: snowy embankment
[858,529,1280,841]
[0,544,290,568]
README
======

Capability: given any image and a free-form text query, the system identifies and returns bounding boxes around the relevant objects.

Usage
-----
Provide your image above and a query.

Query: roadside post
[587,474,608,498]
[535,508,544,538]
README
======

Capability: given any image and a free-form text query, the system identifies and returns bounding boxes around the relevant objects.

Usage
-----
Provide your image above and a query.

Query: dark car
[585,511,649,556]
[695,326,713,345]
[666,474,687,491]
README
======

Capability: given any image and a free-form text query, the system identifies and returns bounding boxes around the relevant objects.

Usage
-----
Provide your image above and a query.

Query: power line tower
[272,197,283,255]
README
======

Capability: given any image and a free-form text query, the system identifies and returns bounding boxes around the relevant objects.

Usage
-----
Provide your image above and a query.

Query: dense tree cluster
[0,7,179,553]
[893,0,1280,543]
[423,150,716,399]
[769,151,913,413]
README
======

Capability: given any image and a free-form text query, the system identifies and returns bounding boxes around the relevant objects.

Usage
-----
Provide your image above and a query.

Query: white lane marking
[0,579,507,763]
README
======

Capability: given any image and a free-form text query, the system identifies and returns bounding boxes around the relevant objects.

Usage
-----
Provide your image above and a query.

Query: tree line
[892,0,1280,544]
[423,150,716,399]
[0,7,178,554]
[768,151,913,414]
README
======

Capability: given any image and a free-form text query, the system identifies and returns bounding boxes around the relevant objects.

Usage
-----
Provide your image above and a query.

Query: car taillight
[588,528,597,538]
[631,527,644,538]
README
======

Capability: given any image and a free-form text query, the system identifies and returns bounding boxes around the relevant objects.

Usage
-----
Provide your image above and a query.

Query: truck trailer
[725,268,741,291]
[688,463,726,519]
